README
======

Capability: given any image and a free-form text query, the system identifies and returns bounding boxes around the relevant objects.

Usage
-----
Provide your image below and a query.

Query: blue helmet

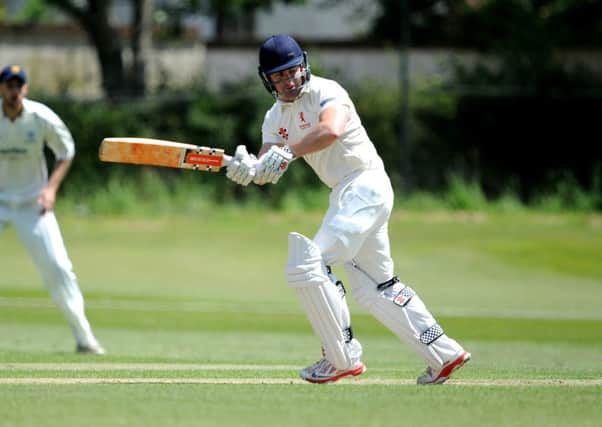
[258,34,311,97]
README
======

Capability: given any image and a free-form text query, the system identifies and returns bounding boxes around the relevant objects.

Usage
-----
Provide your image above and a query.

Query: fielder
[226,35,470,384]
[0,65,104,354]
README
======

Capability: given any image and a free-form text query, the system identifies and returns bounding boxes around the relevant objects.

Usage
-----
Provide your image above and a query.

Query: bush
[37,76,600,213]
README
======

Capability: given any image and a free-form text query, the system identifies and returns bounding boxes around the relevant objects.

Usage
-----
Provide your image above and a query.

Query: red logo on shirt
[299,112,311,129]
[278,127,289,140]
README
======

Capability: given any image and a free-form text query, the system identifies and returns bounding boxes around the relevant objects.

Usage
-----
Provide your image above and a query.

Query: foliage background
[4,0,600,211]
[39,74,602,211]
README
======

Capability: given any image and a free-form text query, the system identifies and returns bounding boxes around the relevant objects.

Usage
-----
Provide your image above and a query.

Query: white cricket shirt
[0,99,75,203]
[261,75,384,189]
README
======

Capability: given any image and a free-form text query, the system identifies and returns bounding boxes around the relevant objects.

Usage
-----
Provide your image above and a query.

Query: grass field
[1,209,601,427]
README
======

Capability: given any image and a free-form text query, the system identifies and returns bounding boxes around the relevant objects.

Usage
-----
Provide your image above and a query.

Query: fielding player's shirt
[0,99,75,203]
[261,75,384,189]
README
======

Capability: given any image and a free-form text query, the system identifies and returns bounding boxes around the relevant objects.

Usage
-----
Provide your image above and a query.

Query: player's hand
[37,187,56,215]
[226,145,257,186]
[254,145,294,185]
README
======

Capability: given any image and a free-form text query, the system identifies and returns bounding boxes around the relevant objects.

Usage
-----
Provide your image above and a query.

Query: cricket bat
[99,137,231,172]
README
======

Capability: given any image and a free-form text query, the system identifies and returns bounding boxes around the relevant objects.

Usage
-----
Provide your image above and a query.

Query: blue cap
[0,64,27,84]
[259,35,304,75]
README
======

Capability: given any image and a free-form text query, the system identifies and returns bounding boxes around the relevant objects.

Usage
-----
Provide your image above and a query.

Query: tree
[12,0,304,99]
[44,0,152,100]
[155,0,304,43]
[363,0,602,48]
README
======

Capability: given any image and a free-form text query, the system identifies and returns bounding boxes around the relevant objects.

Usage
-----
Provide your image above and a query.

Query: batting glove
[226,145,257,186]
[254,145,294,185]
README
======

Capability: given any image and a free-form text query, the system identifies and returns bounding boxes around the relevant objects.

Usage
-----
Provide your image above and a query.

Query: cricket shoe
[300,358,366,384]
[416,351,471,385]
[76,343,106,355]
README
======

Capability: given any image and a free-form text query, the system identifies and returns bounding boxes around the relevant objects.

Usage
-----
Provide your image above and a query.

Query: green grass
[1,209,601,427]
[2,383,600,427]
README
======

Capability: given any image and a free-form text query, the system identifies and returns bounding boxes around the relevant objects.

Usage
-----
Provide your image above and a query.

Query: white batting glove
[226,145,257,186]
[254,145,294,185]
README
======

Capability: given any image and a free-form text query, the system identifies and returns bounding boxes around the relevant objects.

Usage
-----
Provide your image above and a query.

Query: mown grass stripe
[2,297,602,321]
[0,363,299,371]
[1,378,601,386]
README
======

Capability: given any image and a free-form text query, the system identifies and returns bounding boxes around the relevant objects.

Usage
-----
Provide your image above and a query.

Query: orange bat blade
[99,137,230,172]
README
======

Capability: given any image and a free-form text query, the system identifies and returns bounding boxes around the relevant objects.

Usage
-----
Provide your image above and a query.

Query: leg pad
[287,233,360,370]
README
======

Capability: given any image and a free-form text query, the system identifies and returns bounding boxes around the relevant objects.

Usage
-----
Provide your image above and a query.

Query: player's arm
[253,105,349,185]
[38,157,72,214]
[257,142,279,158]
[288,104,349,157]
[39,108,76,213]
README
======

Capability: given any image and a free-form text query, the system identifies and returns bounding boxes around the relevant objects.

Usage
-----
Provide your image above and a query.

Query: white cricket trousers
[314,168,394,276]
[0,201,99,347]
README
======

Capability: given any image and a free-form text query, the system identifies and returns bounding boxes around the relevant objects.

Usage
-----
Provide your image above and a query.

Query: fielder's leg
[287,232,365,383]
[345,221,469,384]
[14,207,104,354]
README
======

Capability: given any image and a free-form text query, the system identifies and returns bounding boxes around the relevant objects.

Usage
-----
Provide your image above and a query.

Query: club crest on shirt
[298,111,311,129]
[25,130,36,143]
[278,127,289,140]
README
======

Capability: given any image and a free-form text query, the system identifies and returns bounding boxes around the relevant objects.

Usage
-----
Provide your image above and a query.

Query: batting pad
[287,232,358,370]
[344,263,463,369]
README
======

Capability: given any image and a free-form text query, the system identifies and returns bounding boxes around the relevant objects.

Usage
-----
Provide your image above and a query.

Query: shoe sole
[303,362,367,384]
[430,351,471,385]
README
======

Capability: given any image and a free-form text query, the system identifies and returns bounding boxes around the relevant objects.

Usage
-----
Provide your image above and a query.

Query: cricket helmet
[258,34,311,97]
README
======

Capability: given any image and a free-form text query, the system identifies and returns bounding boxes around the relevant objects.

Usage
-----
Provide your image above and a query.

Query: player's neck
[2,102,23,121]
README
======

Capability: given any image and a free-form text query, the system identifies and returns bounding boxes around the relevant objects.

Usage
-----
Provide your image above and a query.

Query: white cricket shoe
[76,343,106,355]
[300,358,366,384]
[417,351,471,385]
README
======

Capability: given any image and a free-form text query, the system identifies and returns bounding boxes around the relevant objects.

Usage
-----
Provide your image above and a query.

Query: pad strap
[376,276,400,291]
[327,265,347,297]
[343,326,354,343]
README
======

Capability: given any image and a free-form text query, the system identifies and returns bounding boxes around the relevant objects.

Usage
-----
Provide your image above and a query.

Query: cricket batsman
[225,35,470,384]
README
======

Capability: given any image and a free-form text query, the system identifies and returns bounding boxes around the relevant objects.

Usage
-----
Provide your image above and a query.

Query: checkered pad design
[420,324,444,345]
